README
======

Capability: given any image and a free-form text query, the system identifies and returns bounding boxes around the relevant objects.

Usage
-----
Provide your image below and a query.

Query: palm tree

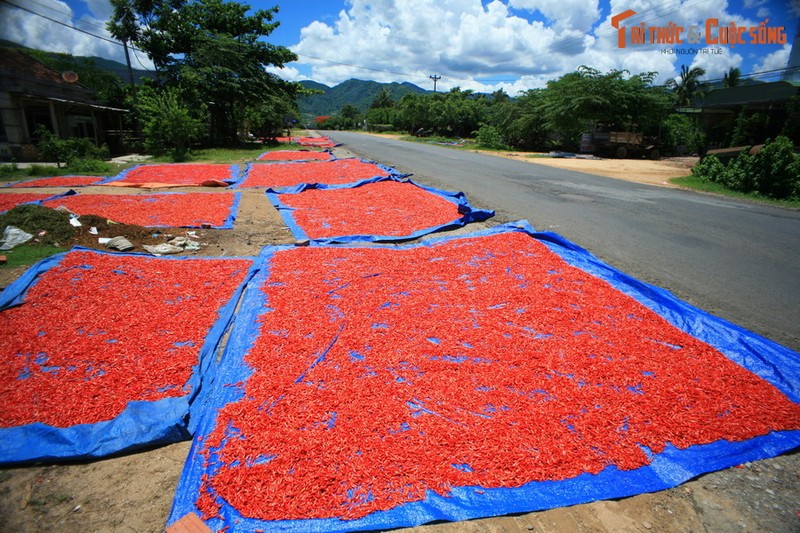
[723,67,741,88]
[369,88,395,109]
[668,65,708,107]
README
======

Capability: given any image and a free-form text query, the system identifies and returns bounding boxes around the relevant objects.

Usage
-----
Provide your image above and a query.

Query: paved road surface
[327,131,800,352]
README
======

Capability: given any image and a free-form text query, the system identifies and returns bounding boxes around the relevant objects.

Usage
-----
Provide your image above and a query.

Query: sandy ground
[487,151,696,186]
[1,139,797,533]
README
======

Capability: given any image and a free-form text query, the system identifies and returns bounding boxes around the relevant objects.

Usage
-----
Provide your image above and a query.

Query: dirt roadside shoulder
[354,131,697,187]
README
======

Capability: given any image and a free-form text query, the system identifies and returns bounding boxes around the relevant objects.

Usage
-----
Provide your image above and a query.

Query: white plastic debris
[0,226,34,250]
[105,236,134,251]
[143,243,183,256]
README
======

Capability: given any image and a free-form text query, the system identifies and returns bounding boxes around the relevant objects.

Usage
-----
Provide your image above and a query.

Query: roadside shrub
[693,136,800,199]
[722,151,758,192]
[0,163,19,177]
[475,124,508,150]
[661,113,700,155]
[67,158,112,173]
[34,126,110,167]
[691,154,725,183]
[751,136,797,198]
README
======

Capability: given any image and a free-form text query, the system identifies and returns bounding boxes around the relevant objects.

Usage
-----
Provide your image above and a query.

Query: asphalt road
[326,131,800,352]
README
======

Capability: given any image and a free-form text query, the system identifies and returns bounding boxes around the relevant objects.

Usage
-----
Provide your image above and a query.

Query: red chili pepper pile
[116,164,234,185]
[294,136,337,148]
[257,151,333,162]
[277,180,462,239]
[0,193,53,213]
[0,250,253,428]
[240,159,390,189]
[196,231,800,522]
[9,176,103,188]
[42,192,236,227]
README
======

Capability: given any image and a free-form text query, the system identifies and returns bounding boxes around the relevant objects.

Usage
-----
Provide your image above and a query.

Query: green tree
[540,67,670,149]
[369,88,395,109]
[668,65,708,107]
[723,67,741,88]
[396,93,431,133]
[661,113,701,154]
[136,85,204,160]
[108,0,300,146]
[502,89,550,150]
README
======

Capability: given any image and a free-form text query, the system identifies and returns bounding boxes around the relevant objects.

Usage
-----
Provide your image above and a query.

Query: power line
[2,0,121,46]
[1,0,155,72]
[4,0,791,89]
[23,0,111,34]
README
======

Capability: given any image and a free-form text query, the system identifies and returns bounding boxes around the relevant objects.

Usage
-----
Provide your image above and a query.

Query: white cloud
[509,0,601,32]
[83,0,113,20]
[291,0,693,92]
[753,43,791,74]
[4,0,790,94]
[689,48,743,81]
[0,0,133,66]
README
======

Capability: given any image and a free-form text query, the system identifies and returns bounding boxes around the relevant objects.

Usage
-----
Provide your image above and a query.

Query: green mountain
[298,78,428,118]
[3,40,427,118]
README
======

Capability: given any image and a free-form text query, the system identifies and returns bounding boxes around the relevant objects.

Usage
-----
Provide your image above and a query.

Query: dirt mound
[0,204,220,255]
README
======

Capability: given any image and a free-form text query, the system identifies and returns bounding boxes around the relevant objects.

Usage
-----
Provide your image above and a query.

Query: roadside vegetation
[8,1,798,205]
[686,136,800,203]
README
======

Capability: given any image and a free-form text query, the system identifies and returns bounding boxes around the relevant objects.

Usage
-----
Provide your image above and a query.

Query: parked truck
[580,127,661,160]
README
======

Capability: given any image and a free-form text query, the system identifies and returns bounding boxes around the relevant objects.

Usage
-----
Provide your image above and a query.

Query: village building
[0,48,127,161]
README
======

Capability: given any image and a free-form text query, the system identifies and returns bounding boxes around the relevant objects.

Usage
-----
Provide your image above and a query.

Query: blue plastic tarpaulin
[0,247,260,464]
[167,221,800,532]
[266,178,494,244]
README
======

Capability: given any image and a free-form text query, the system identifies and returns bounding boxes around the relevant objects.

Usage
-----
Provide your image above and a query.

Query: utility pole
[429,74,441,92]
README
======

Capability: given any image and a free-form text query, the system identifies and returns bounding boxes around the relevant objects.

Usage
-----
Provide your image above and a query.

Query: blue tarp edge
[1,175,109,188]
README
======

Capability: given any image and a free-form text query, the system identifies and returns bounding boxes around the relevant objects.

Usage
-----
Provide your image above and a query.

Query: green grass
[671,175,800,208]
[399,135,474,148]
[150,143,302,164]
[1,245,65,269]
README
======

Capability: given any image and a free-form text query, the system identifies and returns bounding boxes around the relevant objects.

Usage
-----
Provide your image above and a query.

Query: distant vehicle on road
[580,126,661,160]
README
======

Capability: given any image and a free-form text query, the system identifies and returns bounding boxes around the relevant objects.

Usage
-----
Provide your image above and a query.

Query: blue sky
[2,0,798,94]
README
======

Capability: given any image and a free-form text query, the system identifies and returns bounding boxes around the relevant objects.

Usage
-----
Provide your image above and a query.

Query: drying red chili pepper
[9,176,103,188]
[239,159,390,189]
[257,151,333,162]
[115,164,236,186]
[294,137,337,148]
[42,192,237,227]
[276,180,462,239]
[0,250,253,428]
[0,193,54,213]
[195,232,800,523]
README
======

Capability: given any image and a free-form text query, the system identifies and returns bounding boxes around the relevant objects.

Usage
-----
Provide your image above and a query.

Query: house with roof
[0,48,127,161]
[693,80,800,150]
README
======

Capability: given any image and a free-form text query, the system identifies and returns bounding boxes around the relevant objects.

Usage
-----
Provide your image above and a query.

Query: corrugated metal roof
[701,81,800,108]
[0,48,86,88]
